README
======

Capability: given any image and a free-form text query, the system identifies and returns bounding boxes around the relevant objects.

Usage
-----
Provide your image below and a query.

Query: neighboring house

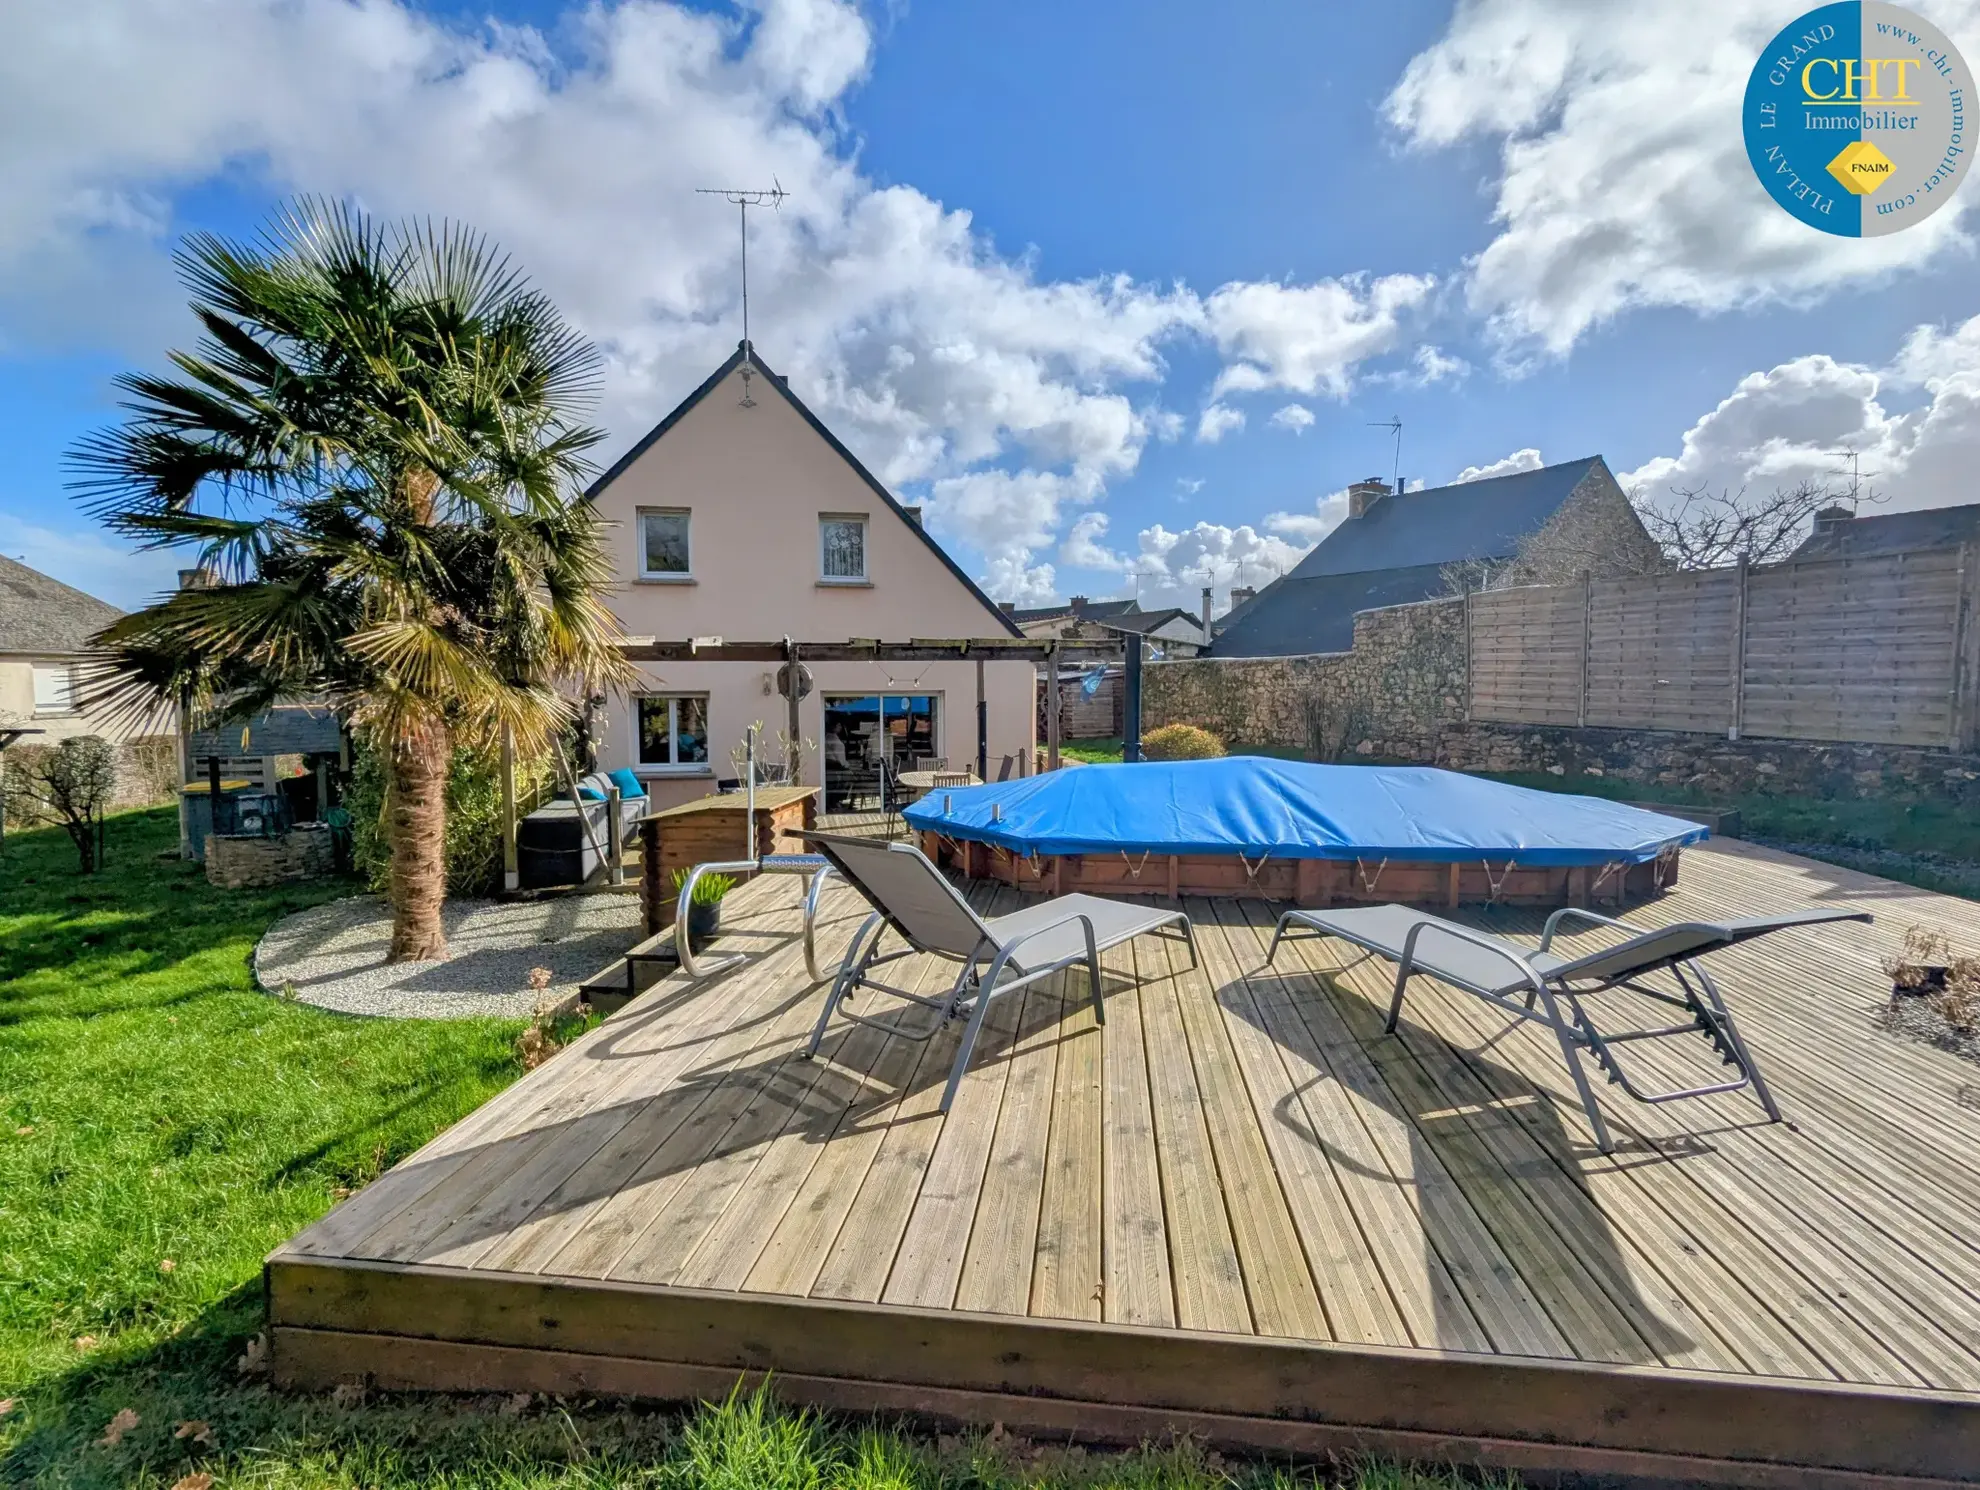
[0,554,152,743]
[1211,456,1661,657]
[587,342,1035,811]
[1789,501,1980,561]
[1009,597,1209,657]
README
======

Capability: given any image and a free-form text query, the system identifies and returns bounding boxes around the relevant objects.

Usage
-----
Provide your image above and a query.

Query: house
[1009,597,1208,657]
[1789,501,1980,561]
[1210,456,1661,657]
[587,342,1035,811]
[0,554,149,744]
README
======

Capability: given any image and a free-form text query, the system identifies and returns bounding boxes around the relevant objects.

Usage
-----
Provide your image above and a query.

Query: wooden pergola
[498,636,1146,892]
[615,634,1143,779]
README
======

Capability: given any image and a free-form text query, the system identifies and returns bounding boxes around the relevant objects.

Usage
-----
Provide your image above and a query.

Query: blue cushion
[576,785,606,801]
[608,767,646,800]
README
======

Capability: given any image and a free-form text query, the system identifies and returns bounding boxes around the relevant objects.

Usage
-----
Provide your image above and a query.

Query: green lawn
[0,808,1485,1490]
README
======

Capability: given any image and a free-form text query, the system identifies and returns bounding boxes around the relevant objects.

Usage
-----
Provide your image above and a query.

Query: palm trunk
[386,722,450,962]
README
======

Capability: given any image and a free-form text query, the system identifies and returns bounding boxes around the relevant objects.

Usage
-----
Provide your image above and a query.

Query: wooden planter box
[640,787,818,934]
[920,831,1677,909]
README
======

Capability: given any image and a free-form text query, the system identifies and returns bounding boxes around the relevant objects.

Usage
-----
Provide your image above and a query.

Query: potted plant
[671,869,736,955]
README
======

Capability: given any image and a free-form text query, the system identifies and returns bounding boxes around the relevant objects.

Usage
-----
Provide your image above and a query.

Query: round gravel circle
[253,892,642,1019]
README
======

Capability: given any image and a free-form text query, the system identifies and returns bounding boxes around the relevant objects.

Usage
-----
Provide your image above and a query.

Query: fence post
[1462,583,1473,723]
[499,724,519,893]
[1955,542,1980,752]
[1045,640,1062,770]
[1577,570,1590,728]
[1123,635,1144,763]
[1729,557,1749,741]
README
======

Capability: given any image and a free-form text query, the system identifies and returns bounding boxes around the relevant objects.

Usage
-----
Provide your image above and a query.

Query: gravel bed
[254,892,642,1019]
[1879,992,1980,1069]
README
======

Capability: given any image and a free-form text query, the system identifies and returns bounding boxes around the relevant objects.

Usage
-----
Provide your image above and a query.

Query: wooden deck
[269,840,1980,1486]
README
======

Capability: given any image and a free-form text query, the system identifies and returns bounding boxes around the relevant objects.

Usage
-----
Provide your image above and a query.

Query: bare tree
[1632,478,1860,571]
[3,736,117,871]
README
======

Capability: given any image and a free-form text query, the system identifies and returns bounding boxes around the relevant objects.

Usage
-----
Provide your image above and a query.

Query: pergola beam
[616,637,1124,664]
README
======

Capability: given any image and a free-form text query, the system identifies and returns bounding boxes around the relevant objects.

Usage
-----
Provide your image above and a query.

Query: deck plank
[1097,936,1176,1329]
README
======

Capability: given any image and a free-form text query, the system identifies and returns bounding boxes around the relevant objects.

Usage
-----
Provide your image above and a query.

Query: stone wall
[1437,723,1980,807]
[1145,596,1465,760]
[205,824,337,889]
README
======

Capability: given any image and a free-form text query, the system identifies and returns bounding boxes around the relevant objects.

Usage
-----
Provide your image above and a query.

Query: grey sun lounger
[1265,903,1872,1152]
[800,831,1197,1112]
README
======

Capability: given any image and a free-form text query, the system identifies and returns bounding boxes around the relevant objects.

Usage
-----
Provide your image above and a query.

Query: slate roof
[1099,606,1205,637]
[0,554,122,657]
[1208,564,1452,659]
[1789,503,1980,561]
[588,341,1021,638]
[1210,456,1609,657]
[1285,457,1605,580]
[1009,599,1140,624]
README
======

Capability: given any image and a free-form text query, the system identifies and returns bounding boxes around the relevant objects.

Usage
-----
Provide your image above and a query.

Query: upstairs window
[639,508,691,578]
[820,514,867,582]
[32,664,75,715]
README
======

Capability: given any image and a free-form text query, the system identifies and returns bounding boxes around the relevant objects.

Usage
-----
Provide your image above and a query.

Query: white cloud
[1175,477,1204,496]
[1621,312,1980,515]
[1195,403,1246,444]
[4,0,1463,604]
[1387,0,1980,355]
[1059,511,1125,571]
[1264,488,1350,546]
[1268,403,1315,433]
[1456,447,1545,483]
[1205,274,1437,397]
[1123,520,1306,610]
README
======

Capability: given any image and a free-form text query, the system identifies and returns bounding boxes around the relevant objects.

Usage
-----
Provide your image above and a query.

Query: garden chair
[1264,902,1871,1152]
[799,831,1197,1112]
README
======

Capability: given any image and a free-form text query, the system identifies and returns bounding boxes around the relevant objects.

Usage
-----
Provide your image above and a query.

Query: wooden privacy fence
[1466,545,1980,750]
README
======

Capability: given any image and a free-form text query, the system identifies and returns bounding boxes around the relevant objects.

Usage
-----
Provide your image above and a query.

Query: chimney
[999,601,1016,614]
[901,505,924,528]
[1069,595,1088,617]
[1230,585,1256,609]
[1347,478,1391,519]
[1812,503,1855,535]
[178,567,217,590]
[1200,586,1213,635]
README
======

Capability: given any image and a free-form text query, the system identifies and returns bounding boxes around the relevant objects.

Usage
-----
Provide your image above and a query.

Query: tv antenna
[697,181,788,404]
[1368,416,1403,492]
[1830,446,1880,510]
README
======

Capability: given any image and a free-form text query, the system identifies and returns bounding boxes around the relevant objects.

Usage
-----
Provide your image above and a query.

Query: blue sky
[5,0,1979,610]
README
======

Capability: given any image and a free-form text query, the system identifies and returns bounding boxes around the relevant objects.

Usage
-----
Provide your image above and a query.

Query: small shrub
[1885,924,1951,991]
[673,868,737,905]
[1142,723,1227,761]
[3,736,117,870]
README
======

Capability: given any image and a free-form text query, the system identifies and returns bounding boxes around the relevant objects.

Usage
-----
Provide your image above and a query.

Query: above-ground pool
[903,757,1707,908]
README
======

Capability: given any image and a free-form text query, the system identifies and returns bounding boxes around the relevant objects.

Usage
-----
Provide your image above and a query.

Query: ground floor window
[635,695,709,770]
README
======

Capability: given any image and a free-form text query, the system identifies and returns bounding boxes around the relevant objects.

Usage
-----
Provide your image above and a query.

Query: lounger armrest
[1400,918,1549,996]
[1539,905,1637,952]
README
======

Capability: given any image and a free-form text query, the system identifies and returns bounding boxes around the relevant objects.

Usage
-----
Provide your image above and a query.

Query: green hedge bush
[343,738,553,898]
[1142,723,1227,760]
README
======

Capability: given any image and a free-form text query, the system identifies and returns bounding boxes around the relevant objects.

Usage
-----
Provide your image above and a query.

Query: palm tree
[72,200,633,961]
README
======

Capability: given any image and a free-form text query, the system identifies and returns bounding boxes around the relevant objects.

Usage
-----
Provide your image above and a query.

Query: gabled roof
[588,342,1022,638]
[1790,502,1980,561]
[0,554,122,656]
[1100,606,1205,637]
[1288,456,1607,580]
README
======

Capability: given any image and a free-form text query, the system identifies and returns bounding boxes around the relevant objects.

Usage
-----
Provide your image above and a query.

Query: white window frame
[638,507,693,581]
[31,663,76,715]
[818,513,869,584]
[634,693,712,773]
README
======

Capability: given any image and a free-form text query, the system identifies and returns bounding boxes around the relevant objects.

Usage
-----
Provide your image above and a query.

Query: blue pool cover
[903,758,1706,867]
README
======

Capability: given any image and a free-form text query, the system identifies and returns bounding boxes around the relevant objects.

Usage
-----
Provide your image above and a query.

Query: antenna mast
[696,181,788,404]
[1368,416,1403,492]
[1832,446,1878,511]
